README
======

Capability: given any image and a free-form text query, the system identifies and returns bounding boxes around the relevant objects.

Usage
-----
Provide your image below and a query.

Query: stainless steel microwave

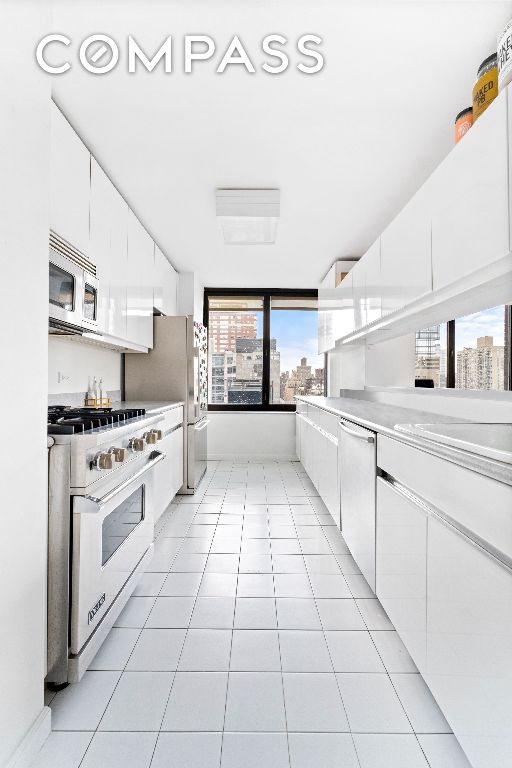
[49,232,98,335]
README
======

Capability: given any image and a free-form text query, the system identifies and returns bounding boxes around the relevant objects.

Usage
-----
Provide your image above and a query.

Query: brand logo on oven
[88,593,106,624]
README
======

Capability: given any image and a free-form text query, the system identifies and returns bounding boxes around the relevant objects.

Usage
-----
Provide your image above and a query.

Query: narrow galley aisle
[35,461,471,768]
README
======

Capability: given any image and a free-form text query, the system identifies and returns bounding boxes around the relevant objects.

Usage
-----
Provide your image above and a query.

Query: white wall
[327,334,415,394]
[48,336,122,398]
[0,2,51,765]
[208,412,296,460]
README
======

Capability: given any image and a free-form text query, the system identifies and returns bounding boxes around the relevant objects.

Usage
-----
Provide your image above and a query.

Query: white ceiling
[50,0,512,289]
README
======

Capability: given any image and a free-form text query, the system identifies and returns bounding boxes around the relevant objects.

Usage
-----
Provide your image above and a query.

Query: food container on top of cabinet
[472,53,498,121]
[454,107,473,143]
[498,18,512,92]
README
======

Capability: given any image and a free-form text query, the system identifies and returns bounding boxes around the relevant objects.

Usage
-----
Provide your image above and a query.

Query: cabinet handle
[339,421,375,443]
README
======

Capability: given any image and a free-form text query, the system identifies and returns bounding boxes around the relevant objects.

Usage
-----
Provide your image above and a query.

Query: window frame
[204,287,321,411]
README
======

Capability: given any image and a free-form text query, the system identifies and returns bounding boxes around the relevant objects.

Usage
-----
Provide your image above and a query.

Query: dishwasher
[339,419,377,592]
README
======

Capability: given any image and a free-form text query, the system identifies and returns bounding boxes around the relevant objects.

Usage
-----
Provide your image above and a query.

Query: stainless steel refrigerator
[124,315,208,492]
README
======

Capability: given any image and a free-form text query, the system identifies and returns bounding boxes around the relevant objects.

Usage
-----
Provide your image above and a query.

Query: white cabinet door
[153,426,184,522]
[351,260,366,329]
[127,210,154,348]
[89,160,111,334]
[157,246,178,316]
[426,515,512,768]
[90,159,128,341]
[318,273,355,351]
[50,103,91,255]
[153,246,164,316]
[363,240,382,325]
[431,90,509,290]
[380,183,432,316]
[376,478,427,671]
[318,432,339,525]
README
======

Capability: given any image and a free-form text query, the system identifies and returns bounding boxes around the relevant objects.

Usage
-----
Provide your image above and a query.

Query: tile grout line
[296,462,364,768]
[149,472,215,768]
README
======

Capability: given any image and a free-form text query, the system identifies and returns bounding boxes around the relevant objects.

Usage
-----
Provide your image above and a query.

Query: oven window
[102,485,144,566]
[84,282,97,322]
[49,262,74,311]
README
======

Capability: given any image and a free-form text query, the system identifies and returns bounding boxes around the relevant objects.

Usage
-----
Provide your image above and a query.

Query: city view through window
[208,296,324,405]
[415,305,511,390]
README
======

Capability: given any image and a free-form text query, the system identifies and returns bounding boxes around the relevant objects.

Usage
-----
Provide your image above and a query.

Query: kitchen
[3,1,512,768]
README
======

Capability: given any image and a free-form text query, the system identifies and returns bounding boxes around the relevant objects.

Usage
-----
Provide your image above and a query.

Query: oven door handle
[85,450,166,508]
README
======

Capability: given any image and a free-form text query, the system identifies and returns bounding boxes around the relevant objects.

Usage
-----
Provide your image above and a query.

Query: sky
[245,310,323,373]
[271,310,323,373]
[454,305,505,351]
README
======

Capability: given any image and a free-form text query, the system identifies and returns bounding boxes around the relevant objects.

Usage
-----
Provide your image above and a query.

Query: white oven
[70,450,165,656]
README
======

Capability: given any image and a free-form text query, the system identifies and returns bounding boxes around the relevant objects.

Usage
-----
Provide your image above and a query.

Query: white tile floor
[36,460,473,768]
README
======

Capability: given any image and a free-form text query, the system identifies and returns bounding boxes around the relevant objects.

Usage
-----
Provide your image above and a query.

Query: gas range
[47,406,166,491]
[47,404,167,686]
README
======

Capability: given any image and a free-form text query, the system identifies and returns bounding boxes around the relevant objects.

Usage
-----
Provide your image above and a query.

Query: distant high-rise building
[456,336,505,390]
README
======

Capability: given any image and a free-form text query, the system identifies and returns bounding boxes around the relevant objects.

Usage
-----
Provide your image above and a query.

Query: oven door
[70,451,165,655]
[49,248,84,331]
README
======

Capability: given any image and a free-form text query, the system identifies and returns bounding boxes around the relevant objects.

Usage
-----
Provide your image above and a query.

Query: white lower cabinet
[317,431,339,523]
[298,407,339,524]
[153,426,184,522]
[376,478,427,671]
[425,516,512,768]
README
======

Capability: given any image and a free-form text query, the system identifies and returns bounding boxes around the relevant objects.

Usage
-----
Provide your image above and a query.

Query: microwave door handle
[85,450,166,508]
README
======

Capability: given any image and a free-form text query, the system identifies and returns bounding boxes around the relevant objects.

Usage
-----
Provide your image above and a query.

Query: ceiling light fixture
[216,188,280,245]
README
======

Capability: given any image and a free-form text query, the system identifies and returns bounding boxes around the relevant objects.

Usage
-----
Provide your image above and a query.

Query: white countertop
[296,395,512,486]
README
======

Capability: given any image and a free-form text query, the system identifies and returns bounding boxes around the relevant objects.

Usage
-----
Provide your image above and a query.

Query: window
[204,289,323,410]
[415,304,511,391]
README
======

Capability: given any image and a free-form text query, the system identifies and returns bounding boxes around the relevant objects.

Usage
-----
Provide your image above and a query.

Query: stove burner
[47,406,146,435]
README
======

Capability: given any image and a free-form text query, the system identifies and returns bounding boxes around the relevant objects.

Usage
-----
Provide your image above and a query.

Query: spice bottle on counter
[472,53,498,121]
[454,107,473,143]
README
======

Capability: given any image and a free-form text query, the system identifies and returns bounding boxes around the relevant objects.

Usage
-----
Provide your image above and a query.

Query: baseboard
[6,706,51,768]
[208,453,298,461]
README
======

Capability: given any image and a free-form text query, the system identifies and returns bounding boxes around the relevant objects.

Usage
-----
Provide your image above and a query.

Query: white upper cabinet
[50,102,91,255]
[154,245,178,316]
[90,159,128,340]
[351,260,366,329]
[431,90,509,290]
[127,210,154,349]
[380,182,432,316]
[318,270,355,353]
[362,240,382,324]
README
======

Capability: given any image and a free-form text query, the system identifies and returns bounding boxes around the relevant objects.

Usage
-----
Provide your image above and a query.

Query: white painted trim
[209,453,298,462]
[6,707,51,768]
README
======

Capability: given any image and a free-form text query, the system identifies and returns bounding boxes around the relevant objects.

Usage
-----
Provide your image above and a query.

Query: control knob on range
[128,437,145,452]
[93,451,113,470]
[109,446,126,462]
[143,430,157,444]
[152,429,163,441]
